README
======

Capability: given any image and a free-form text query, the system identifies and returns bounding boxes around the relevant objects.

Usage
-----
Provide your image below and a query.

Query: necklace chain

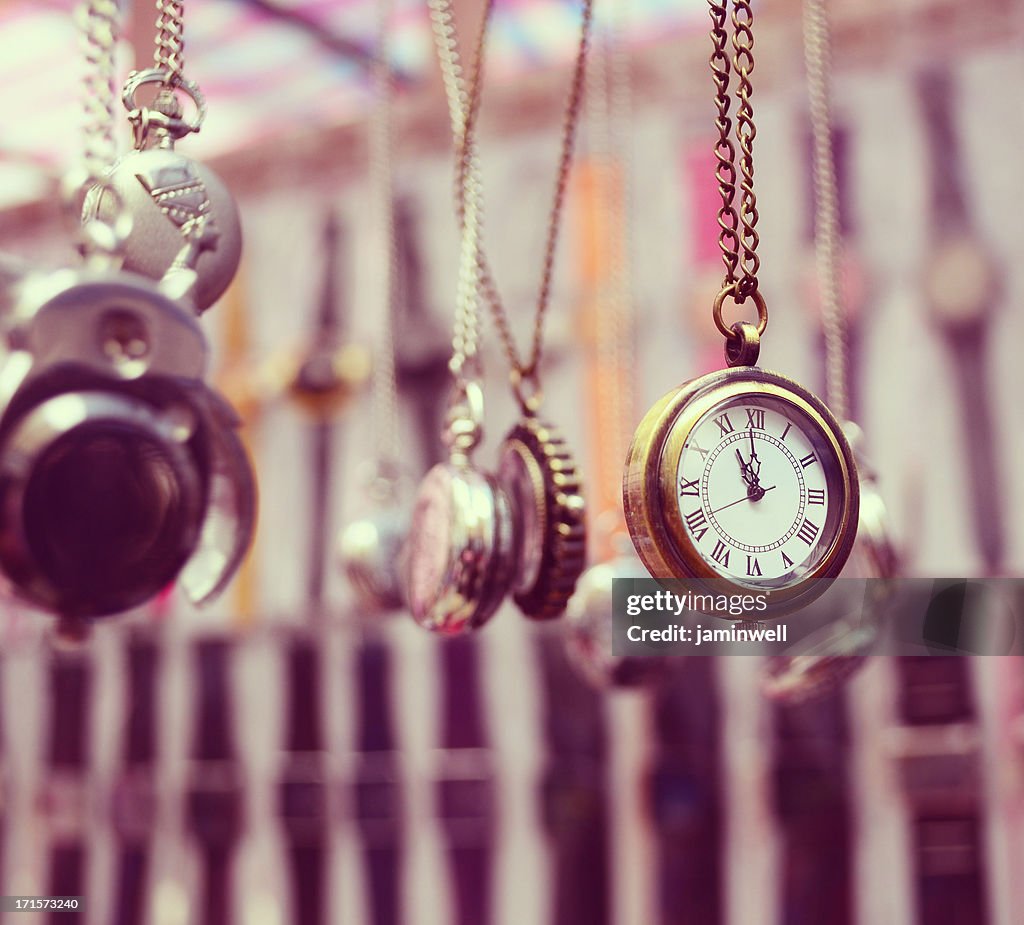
[803,0,848,421]
[709,0,760,303]
[368,0,401,469]
[154,0,186,87]
[427,0,486,379]
[430,0,594,390]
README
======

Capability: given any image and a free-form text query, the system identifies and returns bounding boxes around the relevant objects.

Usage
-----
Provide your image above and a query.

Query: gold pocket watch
[624,360,858,615]
[623,0,858,617]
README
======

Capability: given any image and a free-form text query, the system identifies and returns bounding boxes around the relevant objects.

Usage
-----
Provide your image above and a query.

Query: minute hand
[711,485,776,515]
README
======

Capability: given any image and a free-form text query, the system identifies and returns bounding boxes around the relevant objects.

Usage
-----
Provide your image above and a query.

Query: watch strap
[188,639,243,925]
[942,330,1003,574]
[112,844,149,925]
[45,652,90,925]
[537,634,609,925]
[649,658,723,925]
[280,634,328,925]
[918,67,969,231]
[353,635,403,925]
[893,657,989,925]
[772,688,853,925]
[437,637,495,925]
[46,844,84,925]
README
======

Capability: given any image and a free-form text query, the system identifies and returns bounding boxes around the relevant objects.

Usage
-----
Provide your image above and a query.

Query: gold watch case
[498,414,586,619]
[622,367,859,617]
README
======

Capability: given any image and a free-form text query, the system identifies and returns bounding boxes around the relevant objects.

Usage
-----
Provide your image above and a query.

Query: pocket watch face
[675,394,843,588]
[623,368,859,615]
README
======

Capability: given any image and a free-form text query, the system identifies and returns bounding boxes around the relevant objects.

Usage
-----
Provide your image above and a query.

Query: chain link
[803,0,848,421]
[368,0,401,468]
[427,0,488,379]
[708,0,761,304]
[71,0,132,261]
[77,0,120,181]
[430,0,594,388]
[154,0,186,87]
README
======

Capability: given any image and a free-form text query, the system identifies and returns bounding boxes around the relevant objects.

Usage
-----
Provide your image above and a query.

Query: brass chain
[431,0,594,394]
[709,0,762,313]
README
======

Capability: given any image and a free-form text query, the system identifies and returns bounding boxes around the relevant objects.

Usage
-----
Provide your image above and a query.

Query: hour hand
[736,448,760,490]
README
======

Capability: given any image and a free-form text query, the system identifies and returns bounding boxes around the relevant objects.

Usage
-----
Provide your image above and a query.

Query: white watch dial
[674,396,843,587]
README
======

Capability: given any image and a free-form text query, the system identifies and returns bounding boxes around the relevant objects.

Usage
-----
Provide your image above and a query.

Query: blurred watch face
[926,236,997,324]
[18,419,205,616]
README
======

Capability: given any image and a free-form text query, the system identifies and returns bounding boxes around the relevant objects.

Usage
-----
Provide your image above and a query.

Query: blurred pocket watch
[564,534,671,690]
[403,381,517,635]
[427,0,594,622]
[758,415,899,701]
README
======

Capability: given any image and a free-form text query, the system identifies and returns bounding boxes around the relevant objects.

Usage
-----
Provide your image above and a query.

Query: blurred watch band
[44,651,91,925]
[436,637,495,925]
[279,634,328,925]
[537,634,609,925]
[772,687,853,925]
[648,660,723,925]
[187,639,243,925]
[113,632,160,925]
[892,656,988,925]
[353,634,403,925]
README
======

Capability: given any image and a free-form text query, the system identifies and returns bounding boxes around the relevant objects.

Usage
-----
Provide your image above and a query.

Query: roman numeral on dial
[714,413,734,436]
[808,488,825,505]
[800,452,817,469]
[781,551,794,569]
[780,422,792,441]
[711,540,731,567]
[685,509,709,542]
[746,555,762,577]
[796,519,820,545]
[688,441,709,460]
[745,408,765,429]
[679,477,700,497]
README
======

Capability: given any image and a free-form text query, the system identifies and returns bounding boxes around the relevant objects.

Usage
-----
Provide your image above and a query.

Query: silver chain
[154,0,186,86]
[803,0,848,421]
[368,0,401,469]
[427,0,487,380]
[71,0,131,261]
[77,0,120,181]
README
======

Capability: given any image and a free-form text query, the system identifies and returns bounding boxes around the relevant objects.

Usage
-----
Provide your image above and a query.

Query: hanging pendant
[761,421,898,703]
[498,413,586,620]
[403,382,517,635]
[84,70,242,312]
[338,472,411,614]
[623,351,860,618]
[564,543,670,689]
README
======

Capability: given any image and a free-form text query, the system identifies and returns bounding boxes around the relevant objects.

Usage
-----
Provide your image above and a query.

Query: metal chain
[368,0,401,469]
[431,0,595,391]
[154,0,186,87]
[589,0,635,503]
[77,0,120,183]
[427,0,488,379]
[71,0,131,261]
[708,0,760,302]
[803,0,848,421]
